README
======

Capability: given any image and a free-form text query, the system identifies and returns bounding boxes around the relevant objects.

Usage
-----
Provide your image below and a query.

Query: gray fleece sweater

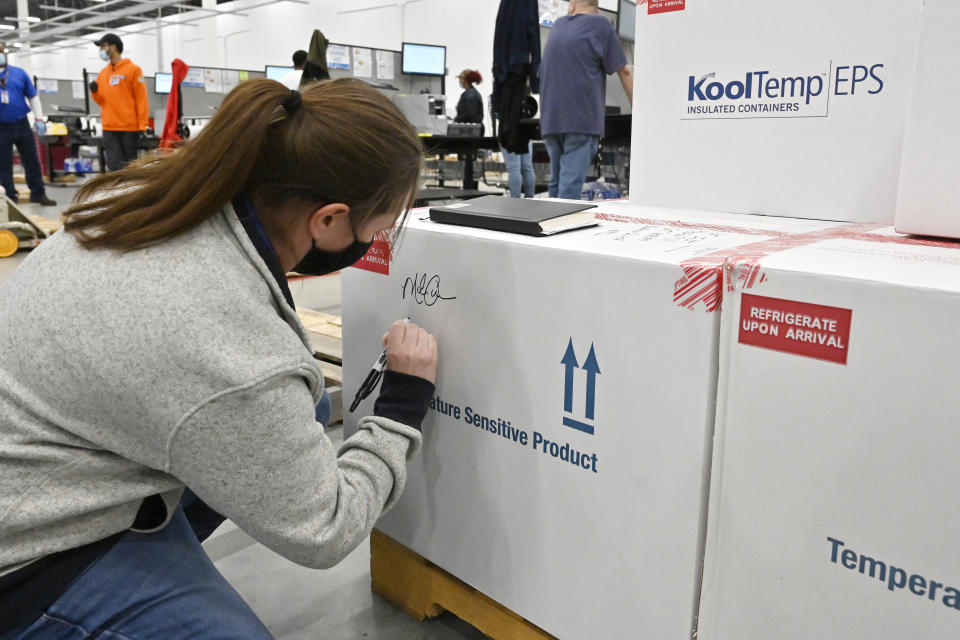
[0,205,421,576]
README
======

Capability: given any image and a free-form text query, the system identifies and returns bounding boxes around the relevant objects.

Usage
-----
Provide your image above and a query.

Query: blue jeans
[315,388,332,427]
[0,119,46,203]
[502,142,535,198]
[543,133,599,200]
[1,504,272,640]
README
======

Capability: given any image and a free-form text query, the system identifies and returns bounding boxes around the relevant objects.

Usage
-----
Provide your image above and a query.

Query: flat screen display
[154,72,173,94]
[266,65,294,81]
[402,43,446,76]
[618,0,635,42]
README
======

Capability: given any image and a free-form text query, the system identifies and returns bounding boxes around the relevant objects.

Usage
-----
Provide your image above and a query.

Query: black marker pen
[348,318,410,413]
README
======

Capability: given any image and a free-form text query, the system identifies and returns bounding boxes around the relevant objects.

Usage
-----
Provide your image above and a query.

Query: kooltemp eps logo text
[684,62,884,120]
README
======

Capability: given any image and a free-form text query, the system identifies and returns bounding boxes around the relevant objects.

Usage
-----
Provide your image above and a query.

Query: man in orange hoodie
[90,34,148,171]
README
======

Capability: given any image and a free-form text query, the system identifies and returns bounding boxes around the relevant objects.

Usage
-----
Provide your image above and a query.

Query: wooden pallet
[14,173,77,185]
[370,530,556,640]
[296,308,342,364]
[296,308,344,425]
[27,215,61,236]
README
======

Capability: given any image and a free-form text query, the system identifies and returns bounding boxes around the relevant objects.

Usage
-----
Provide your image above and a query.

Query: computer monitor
[154,72,173,95]
[618,0,635,42]
[266,65,294,81]
[401,43,446,77]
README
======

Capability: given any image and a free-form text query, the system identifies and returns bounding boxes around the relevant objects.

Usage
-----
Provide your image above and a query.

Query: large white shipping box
[699,229,960,638]
[631,0,922,223]
[895,0,960,240]
[343,202,842,639]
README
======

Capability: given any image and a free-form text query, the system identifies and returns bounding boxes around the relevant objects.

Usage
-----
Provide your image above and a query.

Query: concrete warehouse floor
[1,181,489,640]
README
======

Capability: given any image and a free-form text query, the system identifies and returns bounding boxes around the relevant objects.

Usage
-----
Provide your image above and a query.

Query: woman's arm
[166,369,425,569]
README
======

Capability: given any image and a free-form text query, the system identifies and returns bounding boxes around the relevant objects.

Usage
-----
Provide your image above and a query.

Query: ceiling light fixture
[3,16,42,23]
[0,25,16,31]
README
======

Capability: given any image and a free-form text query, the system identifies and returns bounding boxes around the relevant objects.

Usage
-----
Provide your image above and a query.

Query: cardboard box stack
[698,228,960,639]
[630,0,922,223]
[337,2,960,636]
[343,202,845,639]
[895,0,960,240]
[624,1,960,636]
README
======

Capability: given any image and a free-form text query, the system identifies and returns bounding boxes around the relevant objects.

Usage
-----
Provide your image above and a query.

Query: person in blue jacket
[0,44,55,206]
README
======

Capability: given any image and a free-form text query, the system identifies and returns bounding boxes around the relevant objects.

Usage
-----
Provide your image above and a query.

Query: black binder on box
[429,196,598,236]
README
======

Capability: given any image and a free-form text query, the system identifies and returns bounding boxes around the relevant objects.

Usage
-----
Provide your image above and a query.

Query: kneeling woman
[0,78,436,639]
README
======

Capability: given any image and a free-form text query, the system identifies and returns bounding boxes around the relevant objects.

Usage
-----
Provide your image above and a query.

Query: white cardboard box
[895,0,960,240]
[631,0,922,223]
[699,229,960,638]
[343,202,842,639]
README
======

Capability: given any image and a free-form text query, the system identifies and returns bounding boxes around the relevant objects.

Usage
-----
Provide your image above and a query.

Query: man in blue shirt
[0,45,56,206]
[539,0,632,199]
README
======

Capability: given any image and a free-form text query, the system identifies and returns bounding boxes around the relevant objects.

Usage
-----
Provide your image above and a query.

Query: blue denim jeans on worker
[502,142,535,198]
[1,502,273,640]
[315,388,332,427]
[544,133,599,200]
[0,118,47,203]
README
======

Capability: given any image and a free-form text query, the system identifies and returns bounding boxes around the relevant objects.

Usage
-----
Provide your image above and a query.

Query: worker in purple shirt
[539,0,633,199]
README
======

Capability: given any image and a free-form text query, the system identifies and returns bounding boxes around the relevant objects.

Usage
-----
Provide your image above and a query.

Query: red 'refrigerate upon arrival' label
[646,0,686,15]
[738,294,852,365]
[353,238,390,275]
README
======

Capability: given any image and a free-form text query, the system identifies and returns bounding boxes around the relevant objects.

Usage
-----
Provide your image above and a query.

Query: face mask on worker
[293,232,373,276]
[99,48,110,62]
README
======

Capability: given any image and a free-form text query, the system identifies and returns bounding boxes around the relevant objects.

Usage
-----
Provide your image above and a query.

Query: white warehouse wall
[12,0,503,129]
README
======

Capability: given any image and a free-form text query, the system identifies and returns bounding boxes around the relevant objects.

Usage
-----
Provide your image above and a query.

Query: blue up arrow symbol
[561,338,600,436]
[561,339,579,414]
[583,344,600,421]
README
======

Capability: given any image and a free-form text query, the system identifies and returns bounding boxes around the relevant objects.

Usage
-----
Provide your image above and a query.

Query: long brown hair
[63,78,423,250]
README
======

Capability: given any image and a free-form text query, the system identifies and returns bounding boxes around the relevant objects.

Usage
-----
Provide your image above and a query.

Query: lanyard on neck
[232,193,296,311]
[237,195,272,250]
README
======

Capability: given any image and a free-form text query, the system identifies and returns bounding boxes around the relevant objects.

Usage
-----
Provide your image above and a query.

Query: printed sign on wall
[183,67,205,87]
[352,47,372,78]
[37,79,58,94]
[327,44,351,70]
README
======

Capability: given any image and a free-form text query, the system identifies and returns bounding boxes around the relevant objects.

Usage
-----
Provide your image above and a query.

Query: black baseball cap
[93,33,123,53]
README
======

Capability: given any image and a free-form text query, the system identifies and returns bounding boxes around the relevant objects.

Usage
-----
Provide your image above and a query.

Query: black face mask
[292,237,374,276]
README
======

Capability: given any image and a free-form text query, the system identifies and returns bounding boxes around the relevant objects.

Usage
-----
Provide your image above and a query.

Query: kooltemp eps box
[343,202,844,639]
[895,0,960,240]
[631,0,922,223]
[699,228,960,638]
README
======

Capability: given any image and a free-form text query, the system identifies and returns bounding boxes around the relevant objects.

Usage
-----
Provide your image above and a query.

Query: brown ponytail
[63,78,423,251]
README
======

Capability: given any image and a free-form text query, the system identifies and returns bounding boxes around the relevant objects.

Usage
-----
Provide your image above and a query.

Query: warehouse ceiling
[0,0,239,51]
